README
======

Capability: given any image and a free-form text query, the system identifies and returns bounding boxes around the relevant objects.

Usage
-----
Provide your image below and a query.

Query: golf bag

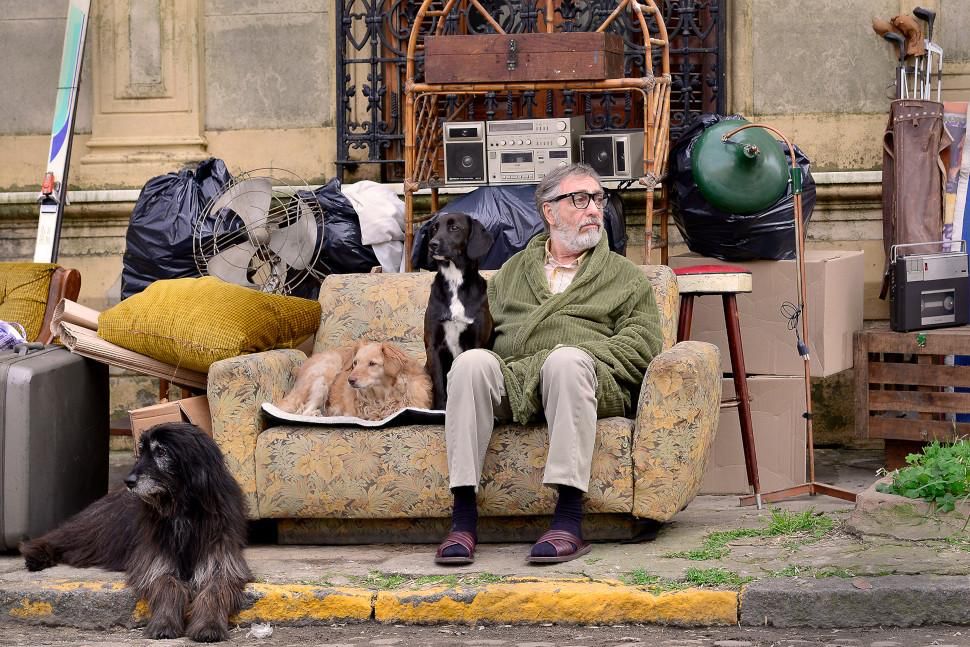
[880,99,952,298]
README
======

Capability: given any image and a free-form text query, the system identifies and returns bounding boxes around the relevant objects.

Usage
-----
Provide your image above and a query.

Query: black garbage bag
[410,184,627,271]
[670,113,816,261]
[121,158,234,299]
[312,178,380,275]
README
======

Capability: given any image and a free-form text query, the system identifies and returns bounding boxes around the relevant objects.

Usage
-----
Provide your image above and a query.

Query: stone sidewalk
[1,449,968,631]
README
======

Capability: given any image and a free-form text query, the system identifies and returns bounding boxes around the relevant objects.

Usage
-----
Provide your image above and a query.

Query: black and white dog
[20,423,251,643]
[419,212,494,410]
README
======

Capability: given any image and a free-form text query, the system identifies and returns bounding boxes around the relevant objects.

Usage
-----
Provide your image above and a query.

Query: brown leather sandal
[434,530,476,565]
[526,529,591,564]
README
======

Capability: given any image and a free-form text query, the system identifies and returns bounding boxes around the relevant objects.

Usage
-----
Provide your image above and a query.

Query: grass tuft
[663,507,835,561]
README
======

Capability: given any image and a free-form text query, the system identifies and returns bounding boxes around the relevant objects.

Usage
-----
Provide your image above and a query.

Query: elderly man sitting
[435,163,664,565]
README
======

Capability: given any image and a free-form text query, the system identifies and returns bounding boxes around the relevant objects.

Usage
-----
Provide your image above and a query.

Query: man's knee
[541,346,595,379]
[448,349,500,382]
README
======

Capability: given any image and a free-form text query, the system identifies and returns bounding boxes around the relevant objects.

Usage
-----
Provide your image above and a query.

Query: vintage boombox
[890,241,970,332]
[442,121,487,186]
[485,117,584,184]
[580,129,644,181]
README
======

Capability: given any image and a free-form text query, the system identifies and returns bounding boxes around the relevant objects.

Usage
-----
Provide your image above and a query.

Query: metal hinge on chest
[507,38,518,71]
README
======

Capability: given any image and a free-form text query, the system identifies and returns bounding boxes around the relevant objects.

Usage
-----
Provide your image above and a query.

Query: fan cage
[193,168,326,296]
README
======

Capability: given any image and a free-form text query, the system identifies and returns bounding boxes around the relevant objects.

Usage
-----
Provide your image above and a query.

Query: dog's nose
[348,377,358,387]
[124,473,137,490]
[429,239,439,252]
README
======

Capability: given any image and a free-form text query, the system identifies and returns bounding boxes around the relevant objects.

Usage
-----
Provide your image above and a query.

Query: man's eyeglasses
[550,191,608,210]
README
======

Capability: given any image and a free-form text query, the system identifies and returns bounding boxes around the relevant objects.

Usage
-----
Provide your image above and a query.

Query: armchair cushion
[0,263,58,342]
[99,277,321,372]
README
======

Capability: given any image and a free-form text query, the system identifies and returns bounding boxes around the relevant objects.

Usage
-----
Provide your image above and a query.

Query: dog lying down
[19,423,251,643]
[276,340,433,420]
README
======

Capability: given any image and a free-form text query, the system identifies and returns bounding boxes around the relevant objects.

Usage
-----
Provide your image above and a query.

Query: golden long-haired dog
[277,341,432,420]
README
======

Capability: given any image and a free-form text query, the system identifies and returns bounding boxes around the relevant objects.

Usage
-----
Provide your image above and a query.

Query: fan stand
[722,124,858,507]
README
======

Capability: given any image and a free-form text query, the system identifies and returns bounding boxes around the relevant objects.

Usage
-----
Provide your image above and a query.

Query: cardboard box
[668,250,865,377]
[129,395,212,451]
[700,376,806,495]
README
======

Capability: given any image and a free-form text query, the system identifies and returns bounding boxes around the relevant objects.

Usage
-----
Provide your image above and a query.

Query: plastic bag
[0,321,27,349]
[670,113,816,261]
[410,184,627,271]
[121,158,233,299]
[312,178,380,275]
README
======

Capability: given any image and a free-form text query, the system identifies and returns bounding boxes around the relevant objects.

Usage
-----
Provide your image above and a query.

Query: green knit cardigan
[487,233,664,424]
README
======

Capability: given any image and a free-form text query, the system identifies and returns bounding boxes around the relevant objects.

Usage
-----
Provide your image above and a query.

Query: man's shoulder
[605,250,647,278]
[492,245,535,282]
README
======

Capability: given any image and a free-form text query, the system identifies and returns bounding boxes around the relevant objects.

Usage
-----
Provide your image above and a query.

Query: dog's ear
[466,217,494,261]
[413,214,439,271]
[380,342,410,378]
[338,344,357,371]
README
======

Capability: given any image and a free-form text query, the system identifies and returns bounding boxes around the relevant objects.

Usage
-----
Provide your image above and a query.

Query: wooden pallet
[854,323,970,468]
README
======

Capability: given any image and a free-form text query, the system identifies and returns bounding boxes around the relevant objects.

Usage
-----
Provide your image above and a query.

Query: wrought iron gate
[335,0,725,182]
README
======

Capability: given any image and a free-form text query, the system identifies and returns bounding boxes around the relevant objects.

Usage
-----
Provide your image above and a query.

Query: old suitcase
[424,32,625,84]
[0,344,109,550]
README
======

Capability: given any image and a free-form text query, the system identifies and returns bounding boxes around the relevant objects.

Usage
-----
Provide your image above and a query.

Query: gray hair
[534,163,604,232]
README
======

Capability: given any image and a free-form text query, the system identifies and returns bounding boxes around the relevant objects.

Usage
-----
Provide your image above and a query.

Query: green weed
[682,567,752,588]
[663,507,834,561]
[620,568,686,592]
[877,439,970,512]
[351,571,507,590]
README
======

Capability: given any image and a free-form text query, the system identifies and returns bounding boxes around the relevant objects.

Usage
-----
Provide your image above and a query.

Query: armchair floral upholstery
[207,267,722,537]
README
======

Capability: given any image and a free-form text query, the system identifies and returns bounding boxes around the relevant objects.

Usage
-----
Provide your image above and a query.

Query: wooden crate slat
[868,389,970,414]
[865,328,970,355]
[868,362,970,387]
[868,417,970,442]
[854,329,870,439]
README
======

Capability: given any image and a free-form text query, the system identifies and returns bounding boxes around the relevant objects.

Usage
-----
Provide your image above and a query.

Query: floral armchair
[206,267,722,543]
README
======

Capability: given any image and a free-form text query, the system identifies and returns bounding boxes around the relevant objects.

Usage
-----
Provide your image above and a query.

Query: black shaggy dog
[19,422,251,643]
[418,212,495,409]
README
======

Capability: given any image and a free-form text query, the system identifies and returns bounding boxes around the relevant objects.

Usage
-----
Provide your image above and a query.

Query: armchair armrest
[632,341,722,521]
[207,348,305,518]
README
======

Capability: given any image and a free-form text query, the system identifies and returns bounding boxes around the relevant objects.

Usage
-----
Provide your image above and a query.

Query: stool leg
[677,295,694,343]
[722,294,761,500]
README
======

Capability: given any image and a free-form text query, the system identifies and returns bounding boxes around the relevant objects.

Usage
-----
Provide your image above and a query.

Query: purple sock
[441,486,477,558]
[532,485,584,558]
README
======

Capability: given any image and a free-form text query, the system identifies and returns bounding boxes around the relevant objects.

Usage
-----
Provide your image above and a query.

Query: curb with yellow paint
[1,578,738,628]
[377,581,737,626]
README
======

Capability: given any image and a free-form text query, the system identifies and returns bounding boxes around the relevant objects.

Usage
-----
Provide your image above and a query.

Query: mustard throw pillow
[98,277,321,372]
[0,263,57,342]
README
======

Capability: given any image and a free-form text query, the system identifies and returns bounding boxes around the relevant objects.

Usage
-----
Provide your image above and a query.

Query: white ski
[34,0,91,263]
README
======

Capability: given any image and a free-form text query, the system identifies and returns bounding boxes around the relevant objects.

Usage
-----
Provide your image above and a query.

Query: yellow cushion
[98,277,321,373]
[0,263,56,342]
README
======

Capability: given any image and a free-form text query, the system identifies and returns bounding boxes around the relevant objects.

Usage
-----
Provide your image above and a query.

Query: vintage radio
[890,241,970,332]
[443,121,487,186]
[580,129,644,181]
[485,117,584,184]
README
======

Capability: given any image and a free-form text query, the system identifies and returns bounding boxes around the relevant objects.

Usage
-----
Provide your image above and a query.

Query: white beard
[552,220,602,254]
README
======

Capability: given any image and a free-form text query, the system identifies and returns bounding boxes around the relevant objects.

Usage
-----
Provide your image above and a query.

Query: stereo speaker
[443,121,486,185]
[580,130,644,181]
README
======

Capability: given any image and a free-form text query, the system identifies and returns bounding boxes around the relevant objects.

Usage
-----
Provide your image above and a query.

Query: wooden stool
[674,264,762,506]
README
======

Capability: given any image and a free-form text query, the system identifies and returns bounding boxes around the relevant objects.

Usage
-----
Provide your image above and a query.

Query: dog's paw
[144,619,183,640]
[19,540,56,571]
[187,622,229,643]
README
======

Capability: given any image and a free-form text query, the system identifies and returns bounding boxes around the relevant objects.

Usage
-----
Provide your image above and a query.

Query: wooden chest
[423,32,625,84]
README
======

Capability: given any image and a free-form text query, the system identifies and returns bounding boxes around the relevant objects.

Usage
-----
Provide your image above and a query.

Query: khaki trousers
[445,347,598,492]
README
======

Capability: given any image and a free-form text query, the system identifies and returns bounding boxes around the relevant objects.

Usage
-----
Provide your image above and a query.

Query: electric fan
[193,169,325,295]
